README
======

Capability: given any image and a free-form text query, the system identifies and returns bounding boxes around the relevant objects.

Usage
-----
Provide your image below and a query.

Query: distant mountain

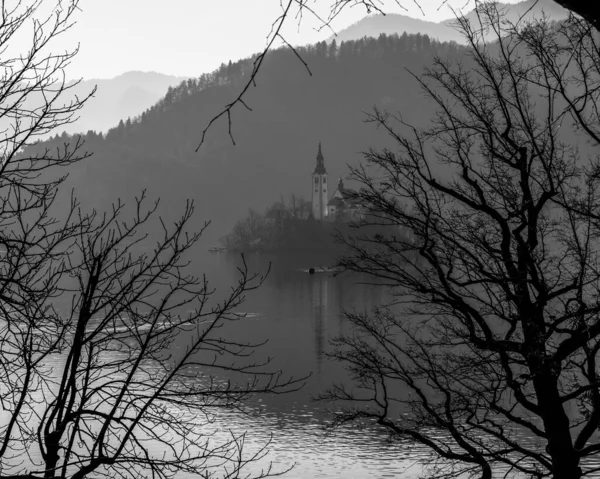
[58,71,187,136]
[330,0,569,44]
[331,13,463,45]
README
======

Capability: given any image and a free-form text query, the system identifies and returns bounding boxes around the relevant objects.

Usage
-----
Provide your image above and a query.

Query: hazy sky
[52,0,525,80]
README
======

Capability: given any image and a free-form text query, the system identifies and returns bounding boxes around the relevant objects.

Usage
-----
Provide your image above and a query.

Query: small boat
[306,265,343,275]
[208,246,227,253]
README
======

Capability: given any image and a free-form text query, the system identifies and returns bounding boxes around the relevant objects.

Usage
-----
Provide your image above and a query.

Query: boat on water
[208,246,227,253]
[306,265,343,275]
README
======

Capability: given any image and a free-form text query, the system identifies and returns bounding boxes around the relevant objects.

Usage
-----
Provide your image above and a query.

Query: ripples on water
[201,404,424,479]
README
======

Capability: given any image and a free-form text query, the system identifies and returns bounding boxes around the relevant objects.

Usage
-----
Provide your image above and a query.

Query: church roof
[313,142,327,175]
[330,178,361,205]
[328,197,344,207]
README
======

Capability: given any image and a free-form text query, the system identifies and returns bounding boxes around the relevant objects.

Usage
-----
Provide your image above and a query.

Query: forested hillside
[26,34,467,244]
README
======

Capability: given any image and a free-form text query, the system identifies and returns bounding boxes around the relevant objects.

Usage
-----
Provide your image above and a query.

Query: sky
[41,0,525,80]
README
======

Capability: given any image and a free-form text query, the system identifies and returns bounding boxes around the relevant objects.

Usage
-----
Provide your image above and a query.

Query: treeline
[221,193,416,254]
[144,32,454,121]
[220,195,320,252]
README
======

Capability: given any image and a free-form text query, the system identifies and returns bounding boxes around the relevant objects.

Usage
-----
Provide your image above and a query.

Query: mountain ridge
[329,0,568,44]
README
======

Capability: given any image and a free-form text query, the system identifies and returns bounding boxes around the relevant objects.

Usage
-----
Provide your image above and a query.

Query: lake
[7,248,575,478]
[194,250,426,478]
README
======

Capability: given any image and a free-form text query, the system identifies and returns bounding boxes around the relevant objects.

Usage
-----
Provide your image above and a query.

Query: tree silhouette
[0,1,302,478]
[325,6,600,479]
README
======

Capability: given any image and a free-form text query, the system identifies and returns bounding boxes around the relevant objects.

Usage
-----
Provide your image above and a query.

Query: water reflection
[214,252,386,396]
[311,273,328,371]
[193,252,428,478]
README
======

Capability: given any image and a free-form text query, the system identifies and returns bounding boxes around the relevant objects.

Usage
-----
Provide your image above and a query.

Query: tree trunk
[43,431,61,479]
[532,371,582,479]
[480,462,492,479]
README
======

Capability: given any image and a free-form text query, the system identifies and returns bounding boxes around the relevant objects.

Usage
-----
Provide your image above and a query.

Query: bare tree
[321,6,600,479]
[0,1,302,478]
[288,194,298,218]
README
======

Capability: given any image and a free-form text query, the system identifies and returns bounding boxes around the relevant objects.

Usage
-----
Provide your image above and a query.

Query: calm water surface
[194,251,424,478]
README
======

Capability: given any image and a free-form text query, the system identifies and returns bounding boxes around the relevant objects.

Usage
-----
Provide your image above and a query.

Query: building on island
[327,177,365,222]
[311,142,366,222]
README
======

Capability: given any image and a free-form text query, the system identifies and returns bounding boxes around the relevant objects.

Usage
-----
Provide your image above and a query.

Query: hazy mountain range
[330,0,569,44]
[59,71,186,136]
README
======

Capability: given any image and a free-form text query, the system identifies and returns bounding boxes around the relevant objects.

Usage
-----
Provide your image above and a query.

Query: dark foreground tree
[0,1,300,478]
[551,1,600,29]
[323,6,600,479]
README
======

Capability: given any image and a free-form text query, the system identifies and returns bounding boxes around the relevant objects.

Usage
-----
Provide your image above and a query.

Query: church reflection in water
[311,273,329,371]
[214,251,389,385]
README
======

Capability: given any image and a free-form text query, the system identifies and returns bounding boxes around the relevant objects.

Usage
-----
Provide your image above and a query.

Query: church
[311,143,366,222]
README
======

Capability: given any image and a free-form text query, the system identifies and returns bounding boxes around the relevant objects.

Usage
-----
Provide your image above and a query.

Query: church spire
[314,141,327,174]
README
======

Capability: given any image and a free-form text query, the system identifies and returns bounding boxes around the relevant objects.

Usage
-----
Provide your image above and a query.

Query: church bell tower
[311,142,328,220]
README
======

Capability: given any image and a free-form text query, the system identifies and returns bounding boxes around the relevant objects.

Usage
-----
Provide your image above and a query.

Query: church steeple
[313,141,327,174]
[311,141,328,220]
